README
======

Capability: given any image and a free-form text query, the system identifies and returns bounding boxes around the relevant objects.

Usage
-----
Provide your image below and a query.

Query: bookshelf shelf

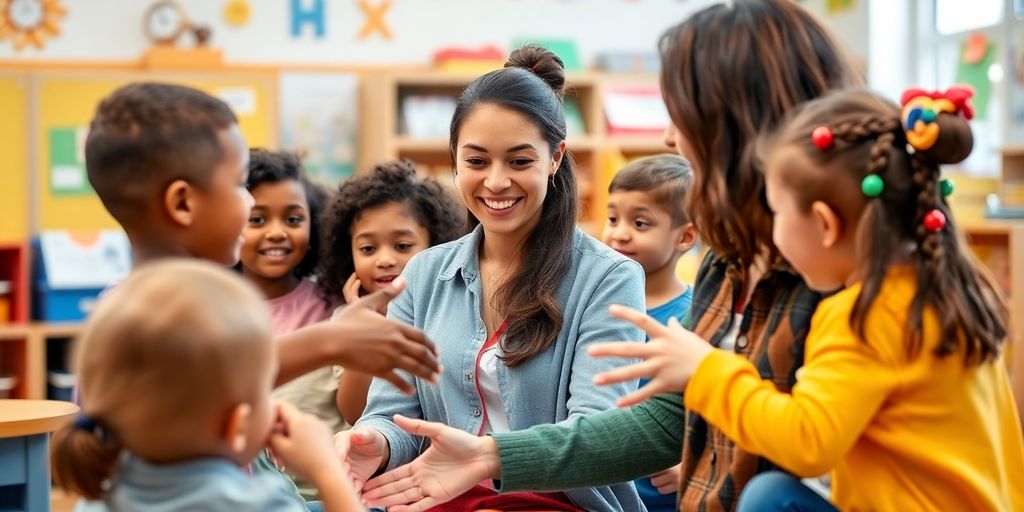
[607,134,669,154]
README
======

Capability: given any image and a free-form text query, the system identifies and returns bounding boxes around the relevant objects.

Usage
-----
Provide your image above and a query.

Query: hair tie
[74,413,110,441]
[900,86,974,151]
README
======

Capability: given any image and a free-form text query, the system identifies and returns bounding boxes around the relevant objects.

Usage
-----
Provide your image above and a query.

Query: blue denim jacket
[356,225,647,512]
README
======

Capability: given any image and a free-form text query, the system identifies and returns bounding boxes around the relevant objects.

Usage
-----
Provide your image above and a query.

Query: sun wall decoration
[0,0,66,51]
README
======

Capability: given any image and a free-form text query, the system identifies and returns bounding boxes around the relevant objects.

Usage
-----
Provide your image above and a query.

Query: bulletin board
[0,75,29,241]
[33,71,277,231]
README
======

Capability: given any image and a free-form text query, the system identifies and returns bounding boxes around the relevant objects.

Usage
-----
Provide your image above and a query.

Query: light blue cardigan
[356,225,648,512]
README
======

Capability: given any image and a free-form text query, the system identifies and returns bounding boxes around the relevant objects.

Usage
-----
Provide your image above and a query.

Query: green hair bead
[861,174,884,198]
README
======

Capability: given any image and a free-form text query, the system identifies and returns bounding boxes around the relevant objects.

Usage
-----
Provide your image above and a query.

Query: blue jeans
[737,472,838,512]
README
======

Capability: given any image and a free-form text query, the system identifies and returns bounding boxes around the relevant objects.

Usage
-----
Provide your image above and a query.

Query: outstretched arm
[275,277,440,392]
[362,393,685,511]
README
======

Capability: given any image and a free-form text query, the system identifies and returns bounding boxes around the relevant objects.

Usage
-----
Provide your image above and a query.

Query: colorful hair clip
[923,209,947,232]
[900,86,975,151]
[861,174,884,198]
[940,178,954,197]
[811,126,834,150]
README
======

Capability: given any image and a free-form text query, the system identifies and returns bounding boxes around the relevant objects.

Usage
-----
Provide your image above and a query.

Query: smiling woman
[335,45,648,512]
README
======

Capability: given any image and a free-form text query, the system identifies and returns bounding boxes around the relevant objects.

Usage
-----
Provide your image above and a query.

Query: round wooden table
[0,399,78,437]
[0,399,79,512]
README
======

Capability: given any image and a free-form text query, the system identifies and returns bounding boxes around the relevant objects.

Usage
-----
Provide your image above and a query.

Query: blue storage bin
[47,371,76,402]
[31,231,131,322]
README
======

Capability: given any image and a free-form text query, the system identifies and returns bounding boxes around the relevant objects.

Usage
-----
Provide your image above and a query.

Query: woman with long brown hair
[332,45,647,512]
[352,1,862,511]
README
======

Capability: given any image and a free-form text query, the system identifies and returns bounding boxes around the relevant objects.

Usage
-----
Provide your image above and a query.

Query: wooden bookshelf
[0,323,82,400]
[1000,146,1024,204]
[961,222,1024,423]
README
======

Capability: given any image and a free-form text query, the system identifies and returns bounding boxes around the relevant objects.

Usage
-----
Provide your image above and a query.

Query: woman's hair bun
[505,45,566,98]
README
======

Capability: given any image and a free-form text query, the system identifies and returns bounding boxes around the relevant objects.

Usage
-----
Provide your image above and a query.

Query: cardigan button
[736,335,749,350]
[471,407,482,417]
[465,372,473,382]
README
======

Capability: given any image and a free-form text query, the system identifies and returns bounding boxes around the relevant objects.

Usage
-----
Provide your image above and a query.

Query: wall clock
[144,0,189,45]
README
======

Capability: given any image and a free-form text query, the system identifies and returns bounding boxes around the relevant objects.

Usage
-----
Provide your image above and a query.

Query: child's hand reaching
[588,305,714,408]
[270,403,365,512]
[268,402,344,482]
[329,277,441,392]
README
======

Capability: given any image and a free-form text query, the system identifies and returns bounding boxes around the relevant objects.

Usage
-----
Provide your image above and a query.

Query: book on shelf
[400,94,457,139]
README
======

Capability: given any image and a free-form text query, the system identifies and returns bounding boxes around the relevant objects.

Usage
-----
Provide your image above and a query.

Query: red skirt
[424,483,583,511]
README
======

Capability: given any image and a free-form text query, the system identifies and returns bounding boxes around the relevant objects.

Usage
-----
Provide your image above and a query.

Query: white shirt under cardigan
[354,225,647,512]
[478,335,510,434]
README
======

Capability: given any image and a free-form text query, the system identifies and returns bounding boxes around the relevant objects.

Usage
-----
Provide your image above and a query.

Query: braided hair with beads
[760,88,1007,366]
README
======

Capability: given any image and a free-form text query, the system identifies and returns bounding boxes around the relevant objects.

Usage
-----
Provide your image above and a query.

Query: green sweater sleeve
[493,393,685,492]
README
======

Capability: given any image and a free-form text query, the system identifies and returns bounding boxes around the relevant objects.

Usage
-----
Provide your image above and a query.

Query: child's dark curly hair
[318,160,466,303]
[246,149,329,279]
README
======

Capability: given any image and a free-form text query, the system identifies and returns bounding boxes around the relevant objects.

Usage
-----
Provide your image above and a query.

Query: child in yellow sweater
[590,87,1024,511]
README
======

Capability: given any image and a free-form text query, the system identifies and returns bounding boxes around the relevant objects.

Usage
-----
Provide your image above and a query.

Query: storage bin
[32,231,130,322]
[47,371,76,402]
[0,375,16,399]
[0,280,10,325]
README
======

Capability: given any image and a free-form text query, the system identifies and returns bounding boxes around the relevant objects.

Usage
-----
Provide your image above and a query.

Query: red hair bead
[923,209,946,232]
[811,126,834,150]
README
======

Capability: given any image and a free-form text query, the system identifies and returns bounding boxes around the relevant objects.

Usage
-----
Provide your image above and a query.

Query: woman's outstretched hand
[361,415,500,511]
[589,305,714,407]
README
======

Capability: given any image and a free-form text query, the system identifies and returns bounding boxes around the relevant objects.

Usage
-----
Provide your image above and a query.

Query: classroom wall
[0,0,869,66]
[0,0,871,237]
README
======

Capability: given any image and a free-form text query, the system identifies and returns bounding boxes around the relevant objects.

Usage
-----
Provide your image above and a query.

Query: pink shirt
[265,279,333,337]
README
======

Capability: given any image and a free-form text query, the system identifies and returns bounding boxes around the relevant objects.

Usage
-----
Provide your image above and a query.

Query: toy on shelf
[433,46,506,74]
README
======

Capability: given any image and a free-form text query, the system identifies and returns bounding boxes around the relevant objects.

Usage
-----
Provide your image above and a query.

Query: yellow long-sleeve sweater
[685,268,1024,511]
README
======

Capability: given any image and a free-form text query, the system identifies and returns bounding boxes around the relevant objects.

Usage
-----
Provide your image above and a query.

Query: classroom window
[935,0,1002,34]
[914,0,1009,175]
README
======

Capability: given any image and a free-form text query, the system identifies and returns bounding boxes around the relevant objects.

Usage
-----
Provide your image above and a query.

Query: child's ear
[810,200,843,249]
[164,179,196,227]
[675,222,699,253]
[223,403,252,454]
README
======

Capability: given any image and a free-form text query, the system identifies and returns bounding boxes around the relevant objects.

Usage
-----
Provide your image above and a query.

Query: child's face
[240,180,311,284]
[602,190,696,275]
[454,104,561,242]
[350,201,430,294]
[764,146,853,291]
[190,125,254,266]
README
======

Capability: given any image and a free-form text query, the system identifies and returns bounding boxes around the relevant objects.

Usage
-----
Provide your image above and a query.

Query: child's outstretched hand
[589,305,714,408]
[328,276,441,392]
[269,402,345,481]
[270,403,365,512]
